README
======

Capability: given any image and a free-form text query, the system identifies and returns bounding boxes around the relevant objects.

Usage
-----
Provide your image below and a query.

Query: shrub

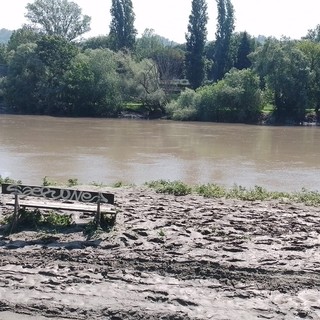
[145,180,192,196]
[195,183,227,198]
[165,88,199,120]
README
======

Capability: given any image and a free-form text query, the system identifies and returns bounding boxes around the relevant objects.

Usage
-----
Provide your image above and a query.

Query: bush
[145,180,192,196]
[195,183,227,198]
[165,88,199,120]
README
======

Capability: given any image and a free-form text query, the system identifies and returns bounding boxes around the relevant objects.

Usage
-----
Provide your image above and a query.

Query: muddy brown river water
[0,115,319,191]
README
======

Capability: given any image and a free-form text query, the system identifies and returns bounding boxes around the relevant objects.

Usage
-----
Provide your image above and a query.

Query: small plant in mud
[111,181,134,188]
[145,180,192,196]
[0,175,22,185]
[112,181,126,188]
[195,183,227,198]
[43,211,72,227]
[42,176,57,186]
[4,209,72,232]
[67,178,78,187]
[158,229,166,237]
[291,188,320,206]
[83,213,117,239]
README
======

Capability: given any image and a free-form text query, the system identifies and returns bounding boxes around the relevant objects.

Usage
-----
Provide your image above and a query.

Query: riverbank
[1,185,320,319]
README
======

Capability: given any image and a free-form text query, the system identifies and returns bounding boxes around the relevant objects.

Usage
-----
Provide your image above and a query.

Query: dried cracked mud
[0,186,320,319]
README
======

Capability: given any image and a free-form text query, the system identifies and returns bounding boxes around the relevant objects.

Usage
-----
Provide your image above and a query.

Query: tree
[25,0,91,41]
[212,0,235,81]
[185,0,208,89]
[198,68,262,122]
[298,40,320,120]
[135,29,185,89]
[35,36,79,113]
[234,31,252,70]
[109,0,137,51]
[80,35,111,50]
[4,43,43,113]
[64,49,123,116]
[251,39,309,123]
[7,25,41,52]
[303,24,320,42]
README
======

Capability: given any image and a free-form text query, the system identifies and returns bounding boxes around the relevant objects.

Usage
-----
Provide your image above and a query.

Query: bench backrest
[1,184,114,204]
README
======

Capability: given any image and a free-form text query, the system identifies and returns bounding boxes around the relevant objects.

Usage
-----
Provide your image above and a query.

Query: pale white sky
[1,0,319,43]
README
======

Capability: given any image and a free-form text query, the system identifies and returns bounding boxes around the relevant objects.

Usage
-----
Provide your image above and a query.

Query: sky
[0,0,319,43]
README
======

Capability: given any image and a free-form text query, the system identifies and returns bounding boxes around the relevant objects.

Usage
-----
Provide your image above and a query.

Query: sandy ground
[0,186,320,320]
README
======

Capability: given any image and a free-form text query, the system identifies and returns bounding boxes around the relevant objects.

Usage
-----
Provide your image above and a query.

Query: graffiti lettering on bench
[2,184,114,204]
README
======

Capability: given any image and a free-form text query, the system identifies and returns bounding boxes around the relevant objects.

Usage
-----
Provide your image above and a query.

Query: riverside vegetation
[2,175,320,207]
[0,0,319,124]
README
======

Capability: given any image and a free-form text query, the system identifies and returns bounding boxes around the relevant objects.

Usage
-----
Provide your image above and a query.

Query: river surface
[0,115,319,191]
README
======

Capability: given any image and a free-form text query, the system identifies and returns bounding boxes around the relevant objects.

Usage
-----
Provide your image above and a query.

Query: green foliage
[292,188,320,206]
[135,29,185,84]
[195,183,227,198]
[0,176,22,185]
[43,212,72,227]
[197,68,262,122]
[25,0,91,41]
[42,176,57,186]
[84,213,116,238]
[7,26,41,52]
[303,24,320,43]
[65,49,123,116]
[112,181,126,188]
[109,0,137,51]
[212,0,235,81]
[145,180,320,207]
[4,209,71,231]
[185,0,208,89]
[81,36,111,50]
[251,38,310,123]
[67,178,78,187]
[115,52,166,114]
[165,88,199,120]
[234,31,253,70]
[145,180,192,196]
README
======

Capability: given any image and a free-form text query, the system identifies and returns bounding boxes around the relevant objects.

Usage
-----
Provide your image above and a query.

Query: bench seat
[4,200,116,215]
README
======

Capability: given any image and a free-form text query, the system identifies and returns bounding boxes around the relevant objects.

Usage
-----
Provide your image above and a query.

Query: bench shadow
[0,219,116,249]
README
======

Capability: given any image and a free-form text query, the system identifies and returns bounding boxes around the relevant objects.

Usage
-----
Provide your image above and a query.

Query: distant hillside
[0,28,12,43]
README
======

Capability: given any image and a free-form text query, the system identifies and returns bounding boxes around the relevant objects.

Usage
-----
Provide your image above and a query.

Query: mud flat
[0,186,320,319]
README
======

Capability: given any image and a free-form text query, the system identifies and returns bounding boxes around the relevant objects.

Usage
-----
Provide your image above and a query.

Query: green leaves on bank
[145,180,320,206]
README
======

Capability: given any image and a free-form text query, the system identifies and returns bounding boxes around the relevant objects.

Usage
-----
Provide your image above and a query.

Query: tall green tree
[252,39,309,123]
[25,0,91,41]
[109,0,137,51]
[212,0,235,81]
[234,31,252,70]
[185,0,208,89]
[298,40,320,120]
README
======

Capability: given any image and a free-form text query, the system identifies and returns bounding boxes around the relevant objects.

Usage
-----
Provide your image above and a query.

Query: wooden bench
[1,183,116,228]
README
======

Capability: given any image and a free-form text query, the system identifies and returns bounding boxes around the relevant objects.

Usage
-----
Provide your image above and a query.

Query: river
[0,115,319,191]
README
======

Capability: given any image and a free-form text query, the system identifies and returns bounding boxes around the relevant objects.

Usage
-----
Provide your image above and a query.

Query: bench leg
[95,201,101,228]
[10,194,20,233]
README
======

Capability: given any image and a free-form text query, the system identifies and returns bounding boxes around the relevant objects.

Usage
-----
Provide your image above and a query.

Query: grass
[145,180,192,196]
[2,209,72,232]
[145,180,320,207]
[2,175,320,207]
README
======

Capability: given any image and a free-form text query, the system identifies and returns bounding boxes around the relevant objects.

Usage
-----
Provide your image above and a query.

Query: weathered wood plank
[1,184,114,204]
[4,200,117,215]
